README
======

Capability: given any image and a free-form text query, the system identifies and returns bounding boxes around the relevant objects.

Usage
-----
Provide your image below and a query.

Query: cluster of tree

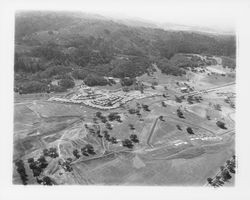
[154,32,236,57]
[120,77,135,86]
[134,81,145,93]
[58,75,75,89]
[15,74,75,94]
[105,122,113,130]
[122,139,134,149]
[71,69,88,80]
[28,156,48,177]
[14,12,236,94]
[175,95,185,103]
[73,149,81,159]
[43,147,59,158]
[15,159,28,185]
[59,158,73,172]
[38,65,72,79]
[221,56,236,69]
[81,144,96,156]
[14,53,44,73]
[67,36,114,67]
[110,57,151,78]
[187,95,203,104]
[93,112,115,131]
[95,112,108,123]
[207,155,236,187]
[107,112,122,122]
[122,134,139,149]
[31,42,68,64]
[156,58,186,76]
[128,107,143,119]
[36,176,54,185]
[130,134,139,143]
[102,130,118,144]
[84,74,109,86]
[17,81,49,94]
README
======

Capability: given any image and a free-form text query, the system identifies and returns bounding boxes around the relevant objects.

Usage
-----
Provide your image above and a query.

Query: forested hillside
[14,11,236,94]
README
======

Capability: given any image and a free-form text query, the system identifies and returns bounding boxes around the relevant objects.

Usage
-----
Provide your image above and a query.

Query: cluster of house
[92,95,123,107]
[48,84,160,110]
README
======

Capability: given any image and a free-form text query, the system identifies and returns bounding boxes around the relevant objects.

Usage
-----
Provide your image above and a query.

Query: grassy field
[13,57,236,185]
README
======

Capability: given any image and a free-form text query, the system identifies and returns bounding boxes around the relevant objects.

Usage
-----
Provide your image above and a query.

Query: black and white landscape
[13,11,236,186]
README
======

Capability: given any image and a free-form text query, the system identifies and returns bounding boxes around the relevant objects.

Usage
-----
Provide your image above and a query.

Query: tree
[177,108,185,118]
[162,101,167,107]
[159,116,165,121]
[142,104,150,112]
[216,121,227,129]
[186,127,194,135]
[129,124,135,130]
[175,96,182,103]
[96,111,103,118]
[176,125,182,130]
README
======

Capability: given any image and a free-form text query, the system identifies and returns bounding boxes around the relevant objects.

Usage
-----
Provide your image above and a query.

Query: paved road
[146,117,159,148]
[180,82,235,97]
